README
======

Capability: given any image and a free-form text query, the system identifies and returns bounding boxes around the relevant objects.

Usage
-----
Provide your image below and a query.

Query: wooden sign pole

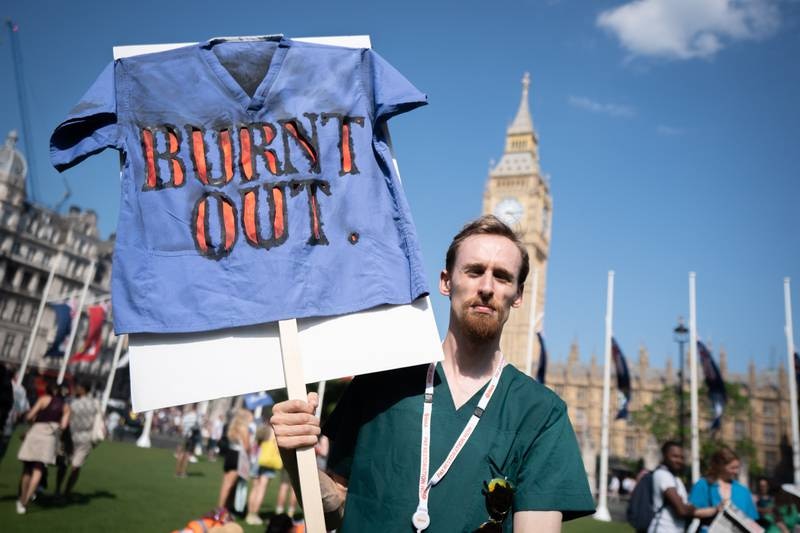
[278,319,325,533]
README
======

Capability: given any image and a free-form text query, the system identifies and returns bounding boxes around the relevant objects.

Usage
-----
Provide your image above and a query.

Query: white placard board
[113,36,443,412]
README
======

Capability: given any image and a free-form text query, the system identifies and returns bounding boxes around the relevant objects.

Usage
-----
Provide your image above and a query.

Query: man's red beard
[461,298,503,341]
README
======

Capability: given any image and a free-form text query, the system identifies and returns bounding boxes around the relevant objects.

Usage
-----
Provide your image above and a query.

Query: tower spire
[508,72,534,135]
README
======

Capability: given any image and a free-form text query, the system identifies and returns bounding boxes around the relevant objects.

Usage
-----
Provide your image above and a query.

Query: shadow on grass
[0,490,116,509]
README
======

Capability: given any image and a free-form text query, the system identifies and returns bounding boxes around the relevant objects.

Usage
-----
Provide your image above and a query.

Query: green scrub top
[323,362,595,532]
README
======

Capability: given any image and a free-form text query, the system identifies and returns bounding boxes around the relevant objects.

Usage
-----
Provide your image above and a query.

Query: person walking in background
[245,424,281,525]
[649,441,717,532]
[176,404,199,478]
[55,381,99,496]
[208,414,224,462]
[0,364,15,462]
[217,409,252,510]
[16,380,70,514]
[2,369,30,466]
[689,446,758,531]
[755,478,776,527]
[274,472,297,518]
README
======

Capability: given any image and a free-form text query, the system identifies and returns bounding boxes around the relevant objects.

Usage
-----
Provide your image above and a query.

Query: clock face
[494,197,524,226]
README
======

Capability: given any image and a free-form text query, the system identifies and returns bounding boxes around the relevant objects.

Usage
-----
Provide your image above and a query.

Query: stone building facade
[0,130,116,382]
[547,341,789,480]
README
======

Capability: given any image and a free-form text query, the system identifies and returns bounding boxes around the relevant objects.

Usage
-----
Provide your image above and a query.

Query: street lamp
[673,317,689,447]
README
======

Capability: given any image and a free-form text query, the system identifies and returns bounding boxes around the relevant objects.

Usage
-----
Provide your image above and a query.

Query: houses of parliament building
[482,74,791,481]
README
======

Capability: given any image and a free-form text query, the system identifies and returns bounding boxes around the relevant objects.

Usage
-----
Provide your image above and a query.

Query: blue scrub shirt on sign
[50,36,428,334]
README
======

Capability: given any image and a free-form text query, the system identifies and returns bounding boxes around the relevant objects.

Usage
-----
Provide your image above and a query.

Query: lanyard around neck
[412,355,506,532]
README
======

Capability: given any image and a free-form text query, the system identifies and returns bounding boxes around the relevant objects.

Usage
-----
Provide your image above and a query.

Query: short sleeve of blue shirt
[361,49,427,122]
[50,61,119,171]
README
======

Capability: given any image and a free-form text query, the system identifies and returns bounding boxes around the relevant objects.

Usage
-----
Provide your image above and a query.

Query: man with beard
[271,216,594,532]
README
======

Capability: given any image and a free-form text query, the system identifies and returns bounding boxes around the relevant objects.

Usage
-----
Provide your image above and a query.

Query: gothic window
[541,205,550,235]
[3,264,17,286]
[763,423,777,443]
[94,262,107,285]
[11,302,23,323]
[0,298,11,319]
[625,436,636,457]
[734,420,746,439]
[765,450,778,470]
[1,333,15,357]
[762,402,776,417]
[20,271,32,292]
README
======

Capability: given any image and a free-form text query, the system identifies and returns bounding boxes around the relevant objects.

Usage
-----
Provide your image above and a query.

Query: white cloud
[657,125,685,135]
[568,96,636,118]
[597,0,781,60]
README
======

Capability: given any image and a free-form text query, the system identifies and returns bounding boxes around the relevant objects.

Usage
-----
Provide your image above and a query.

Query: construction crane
[5,19,71,209]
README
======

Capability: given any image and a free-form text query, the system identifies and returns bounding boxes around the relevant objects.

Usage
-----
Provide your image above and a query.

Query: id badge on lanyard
[412,356,505,532]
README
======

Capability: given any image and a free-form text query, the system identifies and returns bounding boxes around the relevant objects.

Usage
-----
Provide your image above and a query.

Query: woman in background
[217,409,253,511]
[689,446,758,531]
[16,380,70,514]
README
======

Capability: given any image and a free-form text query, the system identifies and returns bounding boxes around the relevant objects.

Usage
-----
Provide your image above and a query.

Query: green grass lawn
[0,433,633,531]
[0,434,288,532]
[563,516,633,532]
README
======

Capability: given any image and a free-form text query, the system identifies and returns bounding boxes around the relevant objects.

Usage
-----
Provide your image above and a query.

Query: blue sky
[1,0,798,374]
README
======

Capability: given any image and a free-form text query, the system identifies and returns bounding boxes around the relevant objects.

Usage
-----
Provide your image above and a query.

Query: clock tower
[482,73,552,373]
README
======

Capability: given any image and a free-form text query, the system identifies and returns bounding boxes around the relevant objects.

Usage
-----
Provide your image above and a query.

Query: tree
[631,382,757,472]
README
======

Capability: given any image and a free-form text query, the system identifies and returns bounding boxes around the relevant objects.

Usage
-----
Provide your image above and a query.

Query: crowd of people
[629,440,800,533]
[160,402,313,529]
[0,365,103,515]
[1,365,309,531]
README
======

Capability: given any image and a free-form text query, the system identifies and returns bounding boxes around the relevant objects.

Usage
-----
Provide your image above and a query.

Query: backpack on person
[627,470,658,532]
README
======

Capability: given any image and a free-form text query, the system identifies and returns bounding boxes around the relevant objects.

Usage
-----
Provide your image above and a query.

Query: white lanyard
[412,355,505,532]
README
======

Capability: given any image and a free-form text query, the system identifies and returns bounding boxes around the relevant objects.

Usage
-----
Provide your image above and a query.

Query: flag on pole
[697,341,727,430]
[71,305,107,363]
[44,303,73,357]
[243,392,274,410]
[536,332,547,384]
[611,337,631,419]
[794,352,800,392]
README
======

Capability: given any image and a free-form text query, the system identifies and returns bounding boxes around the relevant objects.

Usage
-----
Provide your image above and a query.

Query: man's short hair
[661,440,682,456]
[445,215,530,286]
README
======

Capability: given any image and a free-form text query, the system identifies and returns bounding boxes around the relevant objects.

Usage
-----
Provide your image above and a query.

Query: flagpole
[101,334,126,413]
[136,410,154,448]
[594,270,614,522]
[784,278,800,486]
[689,272,700,482]
[524,268,539,376]
[57,258,97,385]
[18,252,63,383]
